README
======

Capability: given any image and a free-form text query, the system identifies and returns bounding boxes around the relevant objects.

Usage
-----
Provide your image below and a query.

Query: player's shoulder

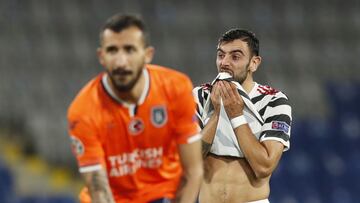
[68,73,103,117]
[147,64,191,83]
[192,82,212,97]
[255,83,289,100]
[146,64,195,104]
[194,82,212,91]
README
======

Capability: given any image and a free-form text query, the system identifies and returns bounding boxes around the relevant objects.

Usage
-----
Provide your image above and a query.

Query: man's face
[216,39,253,84]
[98,27,153,91]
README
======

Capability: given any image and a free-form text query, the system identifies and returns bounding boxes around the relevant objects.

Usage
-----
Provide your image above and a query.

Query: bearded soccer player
[67,13,203,203]
[193,29,292,203]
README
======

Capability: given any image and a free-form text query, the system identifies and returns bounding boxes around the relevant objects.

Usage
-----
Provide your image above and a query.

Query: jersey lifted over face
[194,82,292,152]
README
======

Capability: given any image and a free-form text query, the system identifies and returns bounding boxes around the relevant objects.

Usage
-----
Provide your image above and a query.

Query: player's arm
[174,140,203,203]
[219,81,288,179]
[172,76,204,202]
[68,109,115,203]
[199,82,221,158]
[200,112,219,157]
[233,125,284,179]
[81,169,115,203]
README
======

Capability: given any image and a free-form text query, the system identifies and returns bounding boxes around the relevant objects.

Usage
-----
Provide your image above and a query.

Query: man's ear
[97,47,105,66]
[249,55,261,72]
[144,46,155,64]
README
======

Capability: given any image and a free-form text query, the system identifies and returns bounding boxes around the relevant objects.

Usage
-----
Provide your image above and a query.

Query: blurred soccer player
[193,29,292,203]
[67,13,203,203]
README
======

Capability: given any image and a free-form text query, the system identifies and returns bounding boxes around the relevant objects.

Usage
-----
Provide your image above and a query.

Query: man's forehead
[217,39,249,52]
[101,27,145,46]
[218,39,248,49]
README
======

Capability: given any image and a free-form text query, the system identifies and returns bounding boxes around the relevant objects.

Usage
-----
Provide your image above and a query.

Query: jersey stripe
[251,94,266,104]
[261,130,290,141]
[258,97,289,117]
[79,164,102,173]
[264,114,292,126]
[263,105,292,121]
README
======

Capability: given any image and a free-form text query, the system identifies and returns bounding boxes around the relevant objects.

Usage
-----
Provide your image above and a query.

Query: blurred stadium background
[0,0,359,202]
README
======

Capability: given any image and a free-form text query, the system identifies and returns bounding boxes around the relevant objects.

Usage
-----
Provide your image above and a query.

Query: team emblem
[128,118,144,135]
[70,136,84,157]
[151,105,168,127]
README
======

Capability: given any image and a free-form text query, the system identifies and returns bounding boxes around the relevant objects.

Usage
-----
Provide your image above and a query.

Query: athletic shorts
[150,198,172,203]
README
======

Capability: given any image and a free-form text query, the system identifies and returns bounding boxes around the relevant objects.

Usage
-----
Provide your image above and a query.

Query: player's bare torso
[199,153,270,203]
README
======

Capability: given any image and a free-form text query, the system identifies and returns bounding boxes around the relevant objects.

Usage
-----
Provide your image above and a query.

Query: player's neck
[120,74,145,104]
[111,72,146,104]
[242,77,255,94]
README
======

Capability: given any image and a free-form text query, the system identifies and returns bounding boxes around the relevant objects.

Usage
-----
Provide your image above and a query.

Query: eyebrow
[217,48,245,56]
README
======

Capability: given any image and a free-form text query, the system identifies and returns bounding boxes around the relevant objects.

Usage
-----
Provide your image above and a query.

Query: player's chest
[100,100,172,147]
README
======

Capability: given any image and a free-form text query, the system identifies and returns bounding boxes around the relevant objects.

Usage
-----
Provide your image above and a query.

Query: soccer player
[193,29,292,203]
[67,13,203,203]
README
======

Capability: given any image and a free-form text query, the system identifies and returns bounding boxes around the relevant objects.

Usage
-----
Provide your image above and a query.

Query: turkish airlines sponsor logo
[108,147,163,177]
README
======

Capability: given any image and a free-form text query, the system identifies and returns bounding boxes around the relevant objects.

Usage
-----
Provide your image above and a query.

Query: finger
[219,81,230,99]
[211,83,221,102]
[212,82,219,96]
[224,81,241,100]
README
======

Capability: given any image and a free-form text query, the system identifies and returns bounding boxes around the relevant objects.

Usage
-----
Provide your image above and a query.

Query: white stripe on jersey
[187,133,202,144]
[253,94,274,113]
[263,105,292,120]
[260,136,290,151]
[79,164,102,173]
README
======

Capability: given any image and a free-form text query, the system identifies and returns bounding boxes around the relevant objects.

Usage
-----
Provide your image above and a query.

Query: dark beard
[108,68,143,92]
[234,62,250,84]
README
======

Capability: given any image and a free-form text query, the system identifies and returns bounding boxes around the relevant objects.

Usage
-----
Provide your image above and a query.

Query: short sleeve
[68,112,106,173]
[171,77,201,144]
[259,93,292,151]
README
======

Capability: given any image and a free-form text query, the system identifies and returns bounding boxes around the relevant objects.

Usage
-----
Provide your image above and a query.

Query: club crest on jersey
[70,136,84,157]
[151,105,168,127]
[128,118,144,135]
[271,121,290,134]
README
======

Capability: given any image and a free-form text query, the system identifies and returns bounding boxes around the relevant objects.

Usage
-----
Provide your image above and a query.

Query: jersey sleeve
[192,83,212,129]
[171,76,201,144]
[192,86,205,129]
[259,92,292,151]
[68,110,106,173]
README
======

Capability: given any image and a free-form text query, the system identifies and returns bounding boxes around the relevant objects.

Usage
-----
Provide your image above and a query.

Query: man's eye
[217,53,225,59]
[106,47,118,54]
[125,46,136,53]
[232,55,240,60]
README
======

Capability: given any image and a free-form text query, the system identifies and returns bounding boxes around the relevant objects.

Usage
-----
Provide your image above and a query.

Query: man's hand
[210,81,222,113]
[218,81,244,118]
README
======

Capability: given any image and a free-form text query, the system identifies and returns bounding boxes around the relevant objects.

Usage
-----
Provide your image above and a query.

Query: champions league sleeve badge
[70,136,84,157]
[151,105,168,128]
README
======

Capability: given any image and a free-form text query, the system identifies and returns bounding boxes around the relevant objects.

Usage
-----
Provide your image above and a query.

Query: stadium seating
[0,158,15,203]
[270,82,360,202]
[0,0,359,202]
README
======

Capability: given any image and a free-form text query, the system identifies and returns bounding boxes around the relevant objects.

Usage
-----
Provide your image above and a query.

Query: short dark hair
[218,29,259,56]
[99,13,149,46]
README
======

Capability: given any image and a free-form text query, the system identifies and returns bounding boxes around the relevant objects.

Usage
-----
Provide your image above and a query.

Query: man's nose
[220,55,231,67]
[114,53,127,68]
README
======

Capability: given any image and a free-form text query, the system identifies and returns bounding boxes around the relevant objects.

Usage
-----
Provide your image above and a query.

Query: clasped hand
[210,80,244,118]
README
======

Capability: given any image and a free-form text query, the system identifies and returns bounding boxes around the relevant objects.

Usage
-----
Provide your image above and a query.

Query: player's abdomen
[199,153,270,203]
